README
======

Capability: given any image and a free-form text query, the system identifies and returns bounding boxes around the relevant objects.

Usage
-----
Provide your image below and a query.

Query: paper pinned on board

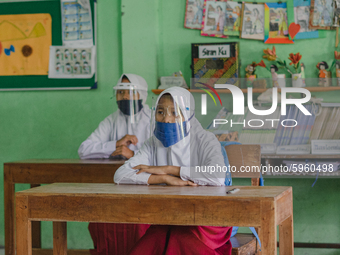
[61,0,93,47]
[48,45,96,78]
[0,13,51,76]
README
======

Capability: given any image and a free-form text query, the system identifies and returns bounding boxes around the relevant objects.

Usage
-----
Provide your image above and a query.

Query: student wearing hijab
[114,87,233,255]
[79,74,151,255]
[78,73,151,159]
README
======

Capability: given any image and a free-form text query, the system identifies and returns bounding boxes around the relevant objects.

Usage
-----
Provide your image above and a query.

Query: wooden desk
[15,183,294,255]
[4,159,124,255]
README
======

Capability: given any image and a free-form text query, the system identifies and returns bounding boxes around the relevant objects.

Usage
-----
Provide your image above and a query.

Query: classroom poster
[0,13,51,76]
[48,46,96,78]
[309,0,334,29]
[201,1,228,38]
[184,0,204,29]
[61,0,93,47]
[240,3,265,40]
[264,2,294,43]
[224,1,242,36]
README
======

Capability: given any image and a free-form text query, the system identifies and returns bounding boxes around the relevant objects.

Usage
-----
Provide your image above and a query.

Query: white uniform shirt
[114,122,226,186]
[78,106,151,159]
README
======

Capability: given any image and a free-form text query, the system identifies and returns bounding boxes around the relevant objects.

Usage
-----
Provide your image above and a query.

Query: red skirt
[88,223,150,255]
[127,225,233,255]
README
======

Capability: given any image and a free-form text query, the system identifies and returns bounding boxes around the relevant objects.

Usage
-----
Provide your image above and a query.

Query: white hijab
[112,74,151,151]
[114,87,225,186]
[78,74,151,159]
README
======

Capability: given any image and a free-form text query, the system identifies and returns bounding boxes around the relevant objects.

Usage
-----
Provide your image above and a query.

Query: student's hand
[111,145,134,159]
[134,165,180,176]
[163,175,197,186]
[116,135,138,147]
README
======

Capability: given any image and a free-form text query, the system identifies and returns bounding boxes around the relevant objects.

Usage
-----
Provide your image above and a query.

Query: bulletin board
[0,0,97,90]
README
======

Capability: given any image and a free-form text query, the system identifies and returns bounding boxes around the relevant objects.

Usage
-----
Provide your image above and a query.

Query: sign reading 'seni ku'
[198,45,230,58]
[200,85,312,128]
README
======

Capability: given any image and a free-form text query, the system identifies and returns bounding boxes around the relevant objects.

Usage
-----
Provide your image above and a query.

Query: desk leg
[53,222,67,255]
[4,165,15,255]
[279,215,294,255]
[260,201,277,255]
[30,184,41,249]
[16,195,32,255]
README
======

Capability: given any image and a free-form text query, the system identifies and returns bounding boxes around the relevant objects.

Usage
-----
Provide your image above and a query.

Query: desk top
[17,183,291,201]
[5,158,125,165]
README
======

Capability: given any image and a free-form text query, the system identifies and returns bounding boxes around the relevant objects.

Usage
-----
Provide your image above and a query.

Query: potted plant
[288,53,304,87]
[261,46,303,87]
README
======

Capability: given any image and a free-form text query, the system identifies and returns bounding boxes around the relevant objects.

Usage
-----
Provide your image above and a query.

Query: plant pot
[292,73,304,87]
[336,68,340,86]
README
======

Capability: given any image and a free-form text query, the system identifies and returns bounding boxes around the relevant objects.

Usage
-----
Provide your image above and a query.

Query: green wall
[0,0,340,253]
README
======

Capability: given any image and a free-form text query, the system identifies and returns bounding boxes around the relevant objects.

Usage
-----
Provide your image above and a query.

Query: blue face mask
[154,121,189,147]
[117,99,143,116]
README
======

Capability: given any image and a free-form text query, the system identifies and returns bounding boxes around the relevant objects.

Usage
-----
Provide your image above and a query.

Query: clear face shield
[113,82,143,123]
[151,94,190,147]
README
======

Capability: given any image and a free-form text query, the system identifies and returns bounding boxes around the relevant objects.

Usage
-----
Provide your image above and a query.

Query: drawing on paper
[0,13,51,76]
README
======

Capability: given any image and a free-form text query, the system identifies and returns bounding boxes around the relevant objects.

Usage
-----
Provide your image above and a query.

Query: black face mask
[117,99,143,116]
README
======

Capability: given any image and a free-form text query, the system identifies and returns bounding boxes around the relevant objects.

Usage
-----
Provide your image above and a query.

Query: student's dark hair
[121,75,130,82]
[270,64,278,71]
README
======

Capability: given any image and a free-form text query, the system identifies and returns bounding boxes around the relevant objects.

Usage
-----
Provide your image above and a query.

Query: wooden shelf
[262,154,340,159]
[152,87,340,95]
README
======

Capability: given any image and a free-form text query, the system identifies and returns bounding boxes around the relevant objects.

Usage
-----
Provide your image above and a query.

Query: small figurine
[317,61,332,87]
[300,63,306,87]
[336,61,340,86]
[270,64,280,88]
[256,60,282,88]
[245,62,257,87]
[334,51,340,86]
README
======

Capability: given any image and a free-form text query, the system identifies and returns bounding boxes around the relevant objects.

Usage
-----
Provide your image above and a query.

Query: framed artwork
[201,0,228,38]
[333,0,340,26]
[240,2,265,40]
[223,1,242,36]
[184,0,204,29]
[264,2,294,43]
[309,0,334,29]
[287,0,325,39]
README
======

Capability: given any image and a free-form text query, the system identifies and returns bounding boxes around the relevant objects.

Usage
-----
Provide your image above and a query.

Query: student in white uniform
[114,86,225,186]
[114,87,232,255]
[80,73,152,255]
[78,73,151,159]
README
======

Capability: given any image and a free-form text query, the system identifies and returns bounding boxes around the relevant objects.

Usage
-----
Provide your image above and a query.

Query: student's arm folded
[114,140,152,185]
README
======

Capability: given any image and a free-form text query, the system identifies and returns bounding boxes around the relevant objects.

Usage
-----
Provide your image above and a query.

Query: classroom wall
[0,0,339,254]
[0,0,122,249]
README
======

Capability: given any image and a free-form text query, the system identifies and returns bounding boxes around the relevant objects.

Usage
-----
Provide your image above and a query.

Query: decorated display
[191,42,239,86]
